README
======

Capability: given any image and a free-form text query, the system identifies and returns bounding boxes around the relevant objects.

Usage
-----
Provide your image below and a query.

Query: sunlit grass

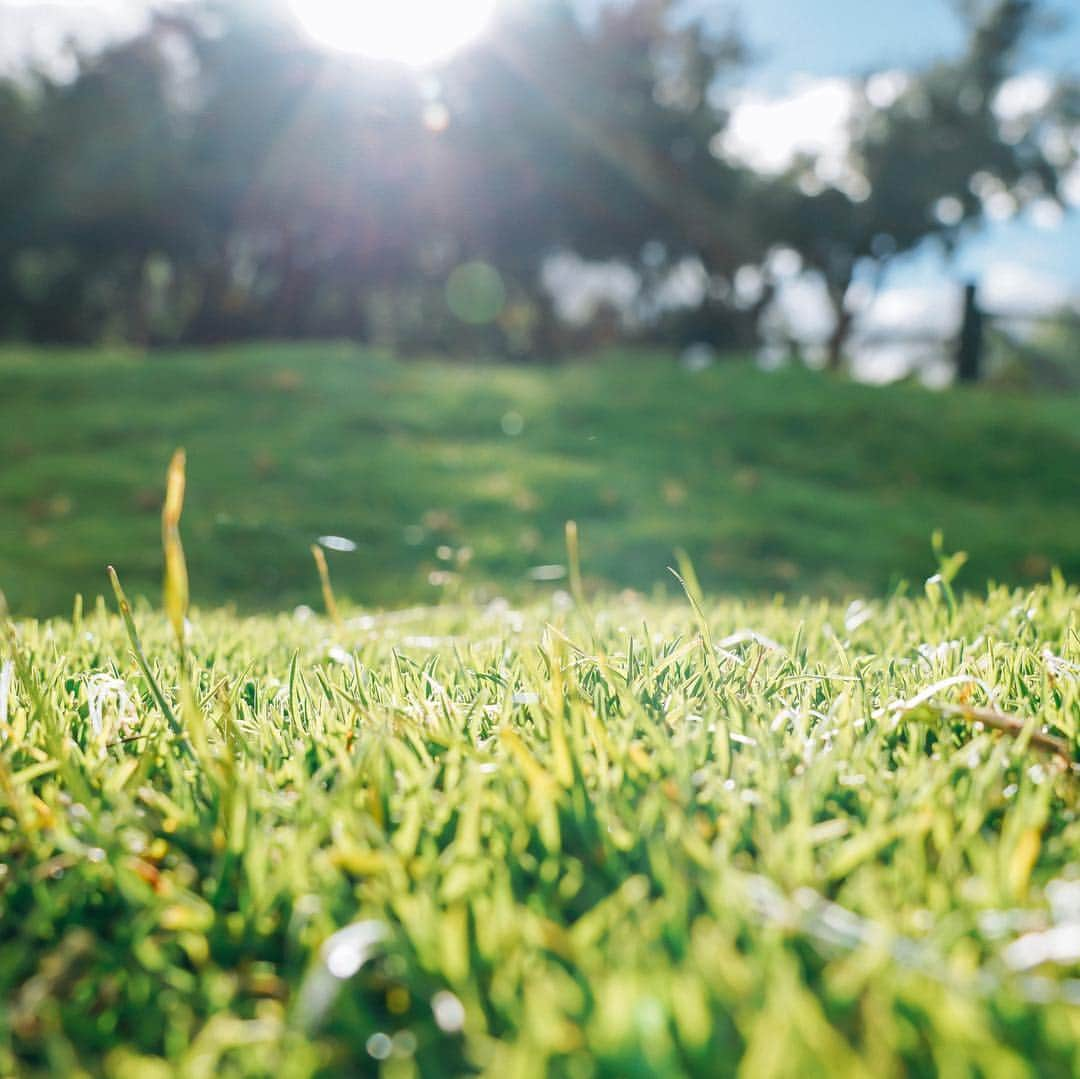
[2,551,1080,1074]
[3,351,1080,1073]
[2,343,1080,617]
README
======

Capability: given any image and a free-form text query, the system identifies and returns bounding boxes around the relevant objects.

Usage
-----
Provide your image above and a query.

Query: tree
[3,0,1073,363]
[435,0,761,352]
[0,0,767,351]
[758,0,1079,369]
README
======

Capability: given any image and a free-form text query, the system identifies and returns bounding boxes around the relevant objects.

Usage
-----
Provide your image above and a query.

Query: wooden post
[956,281,983,383]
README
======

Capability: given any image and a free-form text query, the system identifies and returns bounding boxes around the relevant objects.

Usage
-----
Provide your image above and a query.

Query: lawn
[2,567,1080,1076]
[2,343,1079,616]
[3,346,1080,1075]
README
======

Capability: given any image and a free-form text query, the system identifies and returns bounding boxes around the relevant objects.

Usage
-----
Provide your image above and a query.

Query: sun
[290,0,498,66]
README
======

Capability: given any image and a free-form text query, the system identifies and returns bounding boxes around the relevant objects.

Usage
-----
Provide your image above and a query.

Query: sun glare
[290,0,497,66]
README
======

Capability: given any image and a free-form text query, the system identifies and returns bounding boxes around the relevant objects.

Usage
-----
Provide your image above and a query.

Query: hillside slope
[1,344,1078,615]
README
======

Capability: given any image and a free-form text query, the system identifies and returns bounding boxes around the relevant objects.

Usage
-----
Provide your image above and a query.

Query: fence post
[956,280,984,383]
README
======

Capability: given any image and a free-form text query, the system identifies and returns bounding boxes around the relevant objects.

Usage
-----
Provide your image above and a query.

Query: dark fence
[956,280,1080,385]
[848,280,1080,386]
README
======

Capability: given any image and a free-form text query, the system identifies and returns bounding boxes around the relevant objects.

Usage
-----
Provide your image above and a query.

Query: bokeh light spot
[446,261,506,325]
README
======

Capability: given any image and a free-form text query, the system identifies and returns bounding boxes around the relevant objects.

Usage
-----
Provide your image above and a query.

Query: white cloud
[1062,165,1080,208]
[760,275,963,384]
[0,1,154,74]
[984,190,1018,222]
[715,77,856,176]
[541,252,639,326]
[1,0,134,6]
[993,72,1054,123]
[764,273,834,342]
[1028,197,1065,230]
[851,284,961,383]
[980,260,1073,313]
[854,284,962,351]
[865,69,909,109]
[652,258,709,310]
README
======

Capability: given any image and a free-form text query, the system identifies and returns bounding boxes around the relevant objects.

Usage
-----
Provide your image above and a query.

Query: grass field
[3,347,1080,1075]
[2,343,1079,616]
[2,562,1080,1076]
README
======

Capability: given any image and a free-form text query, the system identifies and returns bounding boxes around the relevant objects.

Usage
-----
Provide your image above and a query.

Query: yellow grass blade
[565,520,584,608]
[162,449,190,650]
[311,544,342,626]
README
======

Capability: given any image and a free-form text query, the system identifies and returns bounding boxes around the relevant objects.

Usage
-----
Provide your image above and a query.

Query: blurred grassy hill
[1,344,1078,616]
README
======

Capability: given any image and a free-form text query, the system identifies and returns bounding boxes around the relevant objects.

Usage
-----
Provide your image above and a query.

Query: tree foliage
[0,0,1075,360]
[756,0,1080,365]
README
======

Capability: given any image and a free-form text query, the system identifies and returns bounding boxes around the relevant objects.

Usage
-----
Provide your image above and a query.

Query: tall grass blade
[565,520,585,609]
[311,544,342,626]
[162,449,190,651]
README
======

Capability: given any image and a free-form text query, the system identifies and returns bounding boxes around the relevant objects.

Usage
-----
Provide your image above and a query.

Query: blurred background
[1,0,1078,614]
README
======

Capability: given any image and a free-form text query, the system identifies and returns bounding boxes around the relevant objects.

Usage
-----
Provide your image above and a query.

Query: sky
[723,0,1078,89]
[593,0,1080,324]
[3,0,1080,369]
[719,0,1080,311]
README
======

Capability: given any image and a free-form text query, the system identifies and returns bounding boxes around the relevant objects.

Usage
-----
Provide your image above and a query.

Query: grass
[2,343,1079,616]
[3,347,1080,1075]
[3,542,1080,1075]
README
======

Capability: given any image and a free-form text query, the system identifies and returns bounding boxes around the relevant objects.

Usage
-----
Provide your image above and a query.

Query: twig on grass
[937,702,1072,763]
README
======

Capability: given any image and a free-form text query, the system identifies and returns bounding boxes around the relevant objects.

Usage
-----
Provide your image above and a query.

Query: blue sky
[732,0,1079,89]
[728,0,968,90]
[730,0,1080,298]
[579,0,1080,300]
